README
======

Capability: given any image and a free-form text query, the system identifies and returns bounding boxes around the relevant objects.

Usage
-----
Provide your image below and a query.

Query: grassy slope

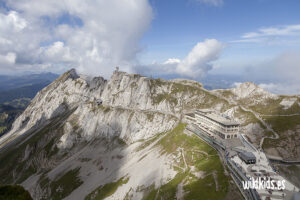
[38,168,84,200]
[276,165,300,188]
[49,167,83,200]
[262,115,300,151]
[142,123,233,200]
[249,96,300,115]
[0,104,25,136]
[0,108,73,185]
[85,177,129,200]
[80,123,236,200]
[0,185,33,200]
[149,78,230,112]
[217,90,300,157]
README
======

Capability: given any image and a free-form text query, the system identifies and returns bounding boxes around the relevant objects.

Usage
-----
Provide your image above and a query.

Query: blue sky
[140,0,300,74]
[1,0,300,93]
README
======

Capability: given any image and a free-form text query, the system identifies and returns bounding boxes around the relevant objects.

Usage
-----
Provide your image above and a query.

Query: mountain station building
[238,151,256,164]
[193,109,240,139]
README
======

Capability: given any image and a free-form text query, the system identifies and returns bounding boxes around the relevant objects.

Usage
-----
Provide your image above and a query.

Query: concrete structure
[194,109,240,139]
[96,99,103,105]
[292,193,300,200]
[238,151,256,164]
[187,114,300,200]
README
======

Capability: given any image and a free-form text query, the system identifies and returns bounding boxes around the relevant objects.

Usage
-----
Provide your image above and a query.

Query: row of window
[195,114,239,134]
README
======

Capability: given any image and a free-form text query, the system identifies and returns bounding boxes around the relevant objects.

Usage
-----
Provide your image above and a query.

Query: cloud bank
[0,0,153,77]
[242,51,300,94]
[135,39,223,79]
[242,24,300,39]
[232,24,300,44]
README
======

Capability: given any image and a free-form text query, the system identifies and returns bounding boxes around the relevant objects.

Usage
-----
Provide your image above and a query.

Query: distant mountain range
[0,73,58,104]
[0,73,58,91]
[0,72,58,136]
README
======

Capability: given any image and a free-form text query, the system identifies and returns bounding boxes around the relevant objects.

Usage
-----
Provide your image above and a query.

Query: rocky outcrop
[231,82,278,100]
[1,68,299,199]
[1,68,229,147]
[0,69,182,147]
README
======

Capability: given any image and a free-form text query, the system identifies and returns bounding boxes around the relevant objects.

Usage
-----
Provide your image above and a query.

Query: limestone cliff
[0,69,299,200]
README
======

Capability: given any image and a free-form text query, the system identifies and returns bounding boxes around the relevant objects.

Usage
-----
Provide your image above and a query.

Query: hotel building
[192,109,240,139]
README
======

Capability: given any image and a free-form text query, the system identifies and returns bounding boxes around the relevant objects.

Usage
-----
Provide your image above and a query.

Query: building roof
[292,193,300,200]
[240,151,256,160]
[195,110,240,126]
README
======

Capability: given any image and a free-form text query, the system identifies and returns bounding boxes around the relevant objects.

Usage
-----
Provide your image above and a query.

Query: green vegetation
[262,138,277,150]
[142,172,189,200]
[136,131,166,152]
[44,138,59,157]
[0,185,32,200]
[16,165,37,184]
[111,136,127,146]
[218,90,234,99]
[184,173,225,200]
[148,78,165,93]
[49,167,83,200]
[185,90,231,112]
[133,74,142,79]
[148,77,231,114]
[90,103,111,113]
[262,115,300,150]
[75,79,84,88]
[0,104,24,137]
[127,111,134,124]
[146,112,154,122]
[130,82,137,88]
[0,126,6,134]
[249,96,300,115]
[3,98,31,109]
[235,107,266,128]
[157,123,215,156]
[141,123,230,200]
[85,176,130,200]
[151,93,178,105]
[264,130,275,137]
[38,174,50,190]
[263,115,300,133]
[170,82,201,95]
[277,165,300,188]
[0,108,74,184]
[103,106,111,113]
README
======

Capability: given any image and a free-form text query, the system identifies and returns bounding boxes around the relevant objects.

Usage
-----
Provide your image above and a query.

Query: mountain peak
[231,82,277,99]
[54,68,79,84]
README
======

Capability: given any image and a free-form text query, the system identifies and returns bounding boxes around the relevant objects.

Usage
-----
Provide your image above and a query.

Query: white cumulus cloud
[176,39,223,78]
[194,0,223,6]
[0,11,27,32]
[0,52,17,64]
[242,51,300,94]
[163,58,181,65]
[0,0,153,77]
[135,39,223,79]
